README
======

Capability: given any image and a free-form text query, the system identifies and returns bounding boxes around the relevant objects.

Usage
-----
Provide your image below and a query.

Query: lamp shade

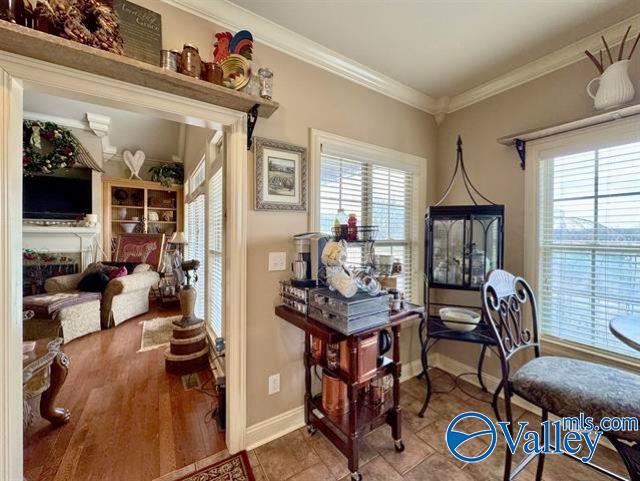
[169,231,188,244]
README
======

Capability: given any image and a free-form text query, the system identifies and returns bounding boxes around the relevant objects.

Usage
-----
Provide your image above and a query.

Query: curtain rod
[497,103,640,170]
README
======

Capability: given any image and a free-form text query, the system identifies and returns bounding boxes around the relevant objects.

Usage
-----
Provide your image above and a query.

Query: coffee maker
[292,233,329,287]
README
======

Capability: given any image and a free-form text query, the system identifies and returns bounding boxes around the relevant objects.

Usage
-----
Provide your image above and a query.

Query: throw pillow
[108,266,128,280]
[133,263,151,273]
[78,272,110,293]
[81,262,105,278]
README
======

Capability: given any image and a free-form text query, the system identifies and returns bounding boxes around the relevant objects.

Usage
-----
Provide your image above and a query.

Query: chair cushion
[512,356,640,442]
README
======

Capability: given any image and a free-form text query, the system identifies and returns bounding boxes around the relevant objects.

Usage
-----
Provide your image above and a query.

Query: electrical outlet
[268,373,280,395]
[268,252,287,271]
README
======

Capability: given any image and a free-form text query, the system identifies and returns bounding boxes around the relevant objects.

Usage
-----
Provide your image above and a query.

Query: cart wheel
[350,472,362,481]
[394,440,405,452]
[307,425,317,436]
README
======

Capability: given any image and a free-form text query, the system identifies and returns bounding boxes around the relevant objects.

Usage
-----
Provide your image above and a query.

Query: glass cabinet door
[431,217,466,287]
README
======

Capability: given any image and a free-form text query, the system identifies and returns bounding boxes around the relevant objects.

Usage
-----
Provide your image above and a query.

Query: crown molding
[161,2,639,118]
[162,0,438,114]
[447,13,640,113]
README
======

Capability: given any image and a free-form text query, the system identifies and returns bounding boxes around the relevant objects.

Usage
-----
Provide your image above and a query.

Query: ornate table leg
[418,315,433,418]
[40,351,70,425]
[23,399,34,431]
[391,325,404,452]
[347,337,361,480]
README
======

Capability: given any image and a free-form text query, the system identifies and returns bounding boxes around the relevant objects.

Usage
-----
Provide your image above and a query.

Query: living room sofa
[44,263,160,328]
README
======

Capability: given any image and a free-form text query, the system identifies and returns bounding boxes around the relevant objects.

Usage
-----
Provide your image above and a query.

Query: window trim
[524,115,640,364]
[309,129,426,303]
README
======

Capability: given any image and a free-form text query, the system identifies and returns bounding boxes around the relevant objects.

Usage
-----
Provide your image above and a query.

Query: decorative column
[165,260,209,374]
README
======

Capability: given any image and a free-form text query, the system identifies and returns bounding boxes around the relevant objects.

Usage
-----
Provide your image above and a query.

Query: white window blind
[208,168,224,336]
[319,152,415,300]
[186,194,205,319]
[538,136,640,358]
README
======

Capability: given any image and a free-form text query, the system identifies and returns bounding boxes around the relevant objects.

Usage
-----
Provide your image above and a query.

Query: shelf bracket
[247,104,259,150]
[514,138,526,170]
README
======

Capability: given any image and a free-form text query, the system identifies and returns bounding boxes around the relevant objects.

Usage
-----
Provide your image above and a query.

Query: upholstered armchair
[45,264,160,328]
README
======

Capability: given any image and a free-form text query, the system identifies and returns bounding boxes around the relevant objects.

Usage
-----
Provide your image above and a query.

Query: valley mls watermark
[445,411,639,464]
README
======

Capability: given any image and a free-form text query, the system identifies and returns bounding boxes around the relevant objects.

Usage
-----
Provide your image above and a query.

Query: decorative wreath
[29,0,124,55]
[23,121,79,175]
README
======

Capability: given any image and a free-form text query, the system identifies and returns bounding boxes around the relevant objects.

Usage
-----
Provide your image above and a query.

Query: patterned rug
[177,451,255,481]
[138,316,179,352]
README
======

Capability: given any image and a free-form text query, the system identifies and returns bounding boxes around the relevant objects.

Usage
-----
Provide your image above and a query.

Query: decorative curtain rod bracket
[515,138,526,170]
[247,105,259,150]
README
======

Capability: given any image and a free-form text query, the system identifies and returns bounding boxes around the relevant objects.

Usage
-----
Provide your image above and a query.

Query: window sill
[541,334,640,374]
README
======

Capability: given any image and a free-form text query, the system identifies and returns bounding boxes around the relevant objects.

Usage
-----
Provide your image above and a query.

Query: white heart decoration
[123,150,145,180]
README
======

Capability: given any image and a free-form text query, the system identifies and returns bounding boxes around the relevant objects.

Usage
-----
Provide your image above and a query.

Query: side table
[23,338,71,430]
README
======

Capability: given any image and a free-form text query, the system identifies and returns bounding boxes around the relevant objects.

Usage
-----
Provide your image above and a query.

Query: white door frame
[0,51,248,480]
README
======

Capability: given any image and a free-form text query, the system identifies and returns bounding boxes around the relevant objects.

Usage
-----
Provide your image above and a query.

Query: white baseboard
[245,405,306,451]
[245,359,424,450]
[400,358,424,383]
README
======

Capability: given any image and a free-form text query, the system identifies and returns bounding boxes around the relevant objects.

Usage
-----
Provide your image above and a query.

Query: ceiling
[23,91,183,162]
[229,0,639,98]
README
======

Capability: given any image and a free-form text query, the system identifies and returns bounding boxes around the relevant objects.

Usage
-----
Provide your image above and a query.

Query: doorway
[0,52,248,481]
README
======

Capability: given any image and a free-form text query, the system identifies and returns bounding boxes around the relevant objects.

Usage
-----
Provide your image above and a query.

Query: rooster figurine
[214,30,253,64]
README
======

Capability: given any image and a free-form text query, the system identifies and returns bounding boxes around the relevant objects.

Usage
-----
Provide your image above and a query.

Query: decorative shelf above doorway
[0,21,279,119]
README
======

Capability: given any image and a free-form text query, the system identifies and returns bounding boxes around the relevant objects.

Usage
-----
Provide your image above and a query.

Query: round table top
[609,314,640,352]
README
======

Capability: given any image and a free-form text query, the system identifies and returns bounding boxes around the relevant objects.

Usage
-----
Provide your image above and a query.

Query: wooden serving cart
[275,304,425,480]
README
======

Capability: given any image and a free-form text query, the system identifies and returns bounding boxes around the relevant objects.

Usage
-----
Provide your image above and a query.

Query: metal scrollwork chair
[482,269,640,481]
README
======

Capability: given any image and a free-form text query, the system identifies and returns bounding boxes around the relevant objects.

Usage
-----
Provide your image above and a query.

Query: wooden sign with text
[113,0,162,66]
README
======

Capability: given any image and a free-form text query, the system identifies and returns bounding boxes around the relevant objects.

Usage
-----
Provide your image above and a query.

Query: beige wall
[135,0,437,426]
[434,51,640,374]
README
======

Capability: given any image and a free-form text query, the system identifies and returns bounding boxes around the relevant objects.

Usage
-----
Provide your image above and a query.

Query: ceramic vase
[587,59,635,111]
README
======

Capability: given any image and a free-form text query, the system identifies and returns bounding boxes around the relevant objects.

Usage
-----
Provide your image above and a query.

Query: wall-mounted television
[23,168,93,220]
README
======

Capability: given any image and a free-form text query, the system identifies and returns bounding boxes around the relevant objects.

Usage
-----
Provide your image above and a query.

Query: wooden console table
[275,304,425,480]
[23,338,70,430]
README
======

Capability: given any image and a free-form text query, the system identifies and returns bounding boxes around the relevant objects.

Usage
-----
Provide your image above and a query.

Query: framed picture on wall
[254,137,307,211]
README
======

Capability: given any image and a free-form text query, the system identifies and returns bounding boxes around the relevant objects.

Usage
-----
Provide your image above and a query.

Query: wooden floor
[24,304,226,481]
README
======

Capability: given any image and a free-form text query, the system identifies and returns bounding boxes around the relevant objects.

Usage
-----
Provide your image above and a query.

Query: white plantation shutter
[537,125,640,358]
[186,194,205,319]
[319,152,416,299]
[208,168,224,336]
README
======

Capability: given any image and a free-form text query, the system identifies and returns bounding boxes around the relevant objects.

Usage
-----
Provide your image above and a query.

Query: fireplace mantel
[22,224,101,270]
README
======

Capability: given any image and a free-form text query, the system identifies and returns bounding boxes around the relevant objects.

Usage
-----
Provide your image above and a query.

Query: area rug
[138,316,180,352]
[177,451,255,481]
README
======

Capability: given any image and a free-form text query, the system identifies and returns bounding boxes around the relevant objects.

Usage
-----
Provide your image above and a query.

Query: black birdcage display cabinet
[424,136,504,292]
[418,136,506,419]
[426,204,504,290]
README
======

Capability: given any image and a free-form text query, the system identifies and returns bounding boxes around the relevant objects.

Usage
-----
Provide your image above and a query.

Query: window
[208,168,224,336]
[186,160,206,319]
[534,120,640,358]
[318,151,416,300]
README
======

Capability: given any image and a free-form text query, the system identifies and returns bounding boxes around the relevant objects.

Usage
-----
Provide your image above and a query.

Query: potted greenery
[148,163,184,187]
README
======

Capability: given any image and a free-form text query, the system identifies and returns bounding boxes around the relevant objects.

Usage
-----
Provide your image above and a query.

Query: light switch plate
[268,252,287,271]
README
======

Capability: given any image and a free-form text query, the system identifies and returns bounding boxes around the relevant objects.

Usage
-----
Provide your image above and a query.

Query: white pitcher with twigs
[584,26,638,110]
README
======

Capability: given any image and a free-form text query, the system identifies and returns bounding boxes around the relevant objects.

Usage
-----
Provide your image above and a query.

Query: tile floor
[152,368,629,481]
[248,369,628,481]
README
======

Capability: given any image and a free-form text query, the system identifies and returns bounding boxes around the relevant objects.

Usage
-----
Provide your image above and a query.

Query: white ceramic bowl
[439,308,481,332]
[121,222,137,233]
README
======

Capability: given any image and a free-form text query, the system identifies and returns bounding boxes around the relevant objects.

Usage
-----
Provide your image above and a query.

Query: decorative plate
[220,54,251,90]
